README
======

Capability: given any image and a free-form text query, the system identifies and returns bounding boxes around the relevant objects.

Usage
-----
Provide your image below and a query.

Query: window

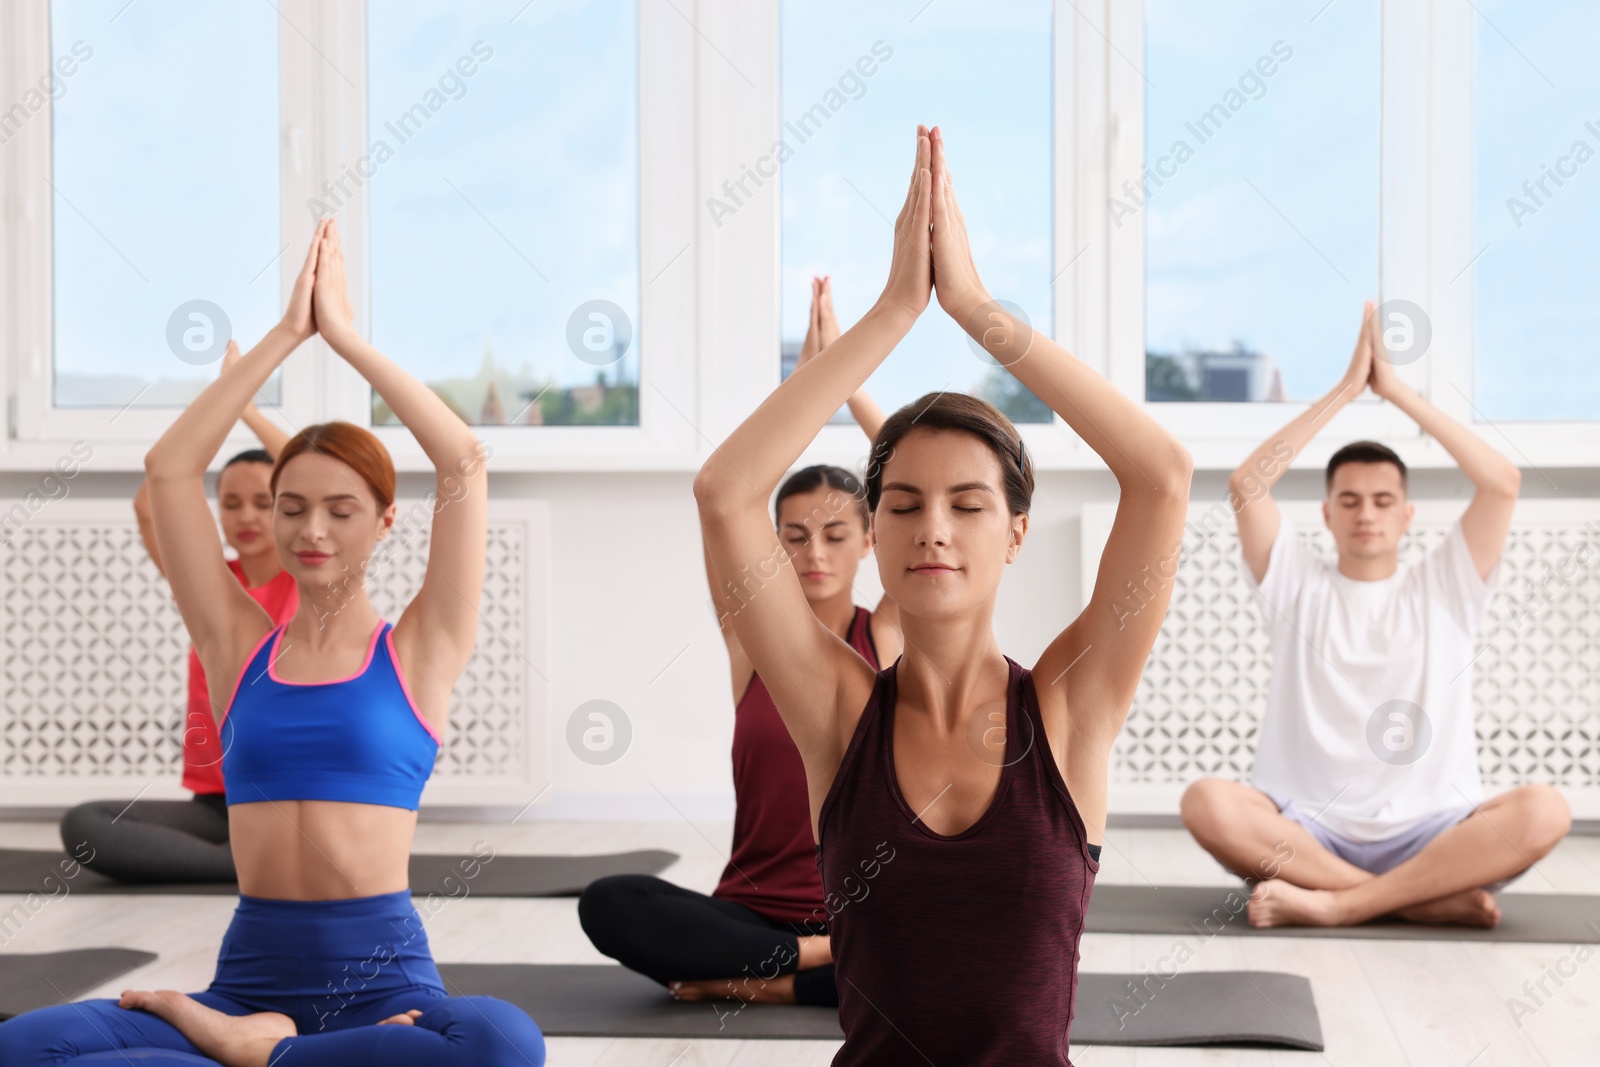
[779,0,1054,424]
[5,0,1595,469]
[49,0,280,410]
[366,0,640,427]
[1472,0,1600,421]
[1142,0,1379,403]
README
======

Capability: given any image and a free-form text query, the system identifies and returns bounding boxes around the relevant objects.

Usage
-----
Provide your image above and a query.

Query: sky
[1471,0,1600,421]
[50,0,638,410]
[778,0,1053,420]
[47,0,1598,421]
[365,0,639,397]
[50,0,280,405]
[1142,0,1380,404]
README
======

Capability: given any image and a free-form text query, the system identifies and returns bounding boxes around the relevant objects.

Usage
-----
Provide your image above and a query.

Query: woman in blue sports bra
[0,218,544,1067]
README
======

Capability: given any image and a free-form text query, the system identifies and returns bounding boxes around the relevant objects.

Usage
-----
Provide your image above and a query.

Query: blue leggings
[0,890,545,1066]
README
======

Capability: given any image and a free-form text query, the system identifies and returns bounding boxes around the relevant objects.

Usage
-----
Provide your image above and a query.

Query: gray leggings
[58,792,235,883]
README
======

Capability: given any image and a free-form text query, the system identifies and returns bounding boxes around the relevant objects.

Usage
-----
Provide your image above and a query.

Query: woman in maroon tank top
[580,279,903,1008]
[695,125,1191,1063]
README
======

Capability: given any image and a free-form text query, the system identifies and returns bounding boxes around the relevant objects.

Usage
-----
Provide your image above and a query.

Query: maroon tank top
[713,606,880,923]
[817,654,1099,1065]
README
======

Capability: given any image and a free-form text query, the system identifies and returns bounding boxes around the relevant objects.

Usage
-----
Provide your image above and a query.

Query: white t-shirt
[1240,514,1501,842]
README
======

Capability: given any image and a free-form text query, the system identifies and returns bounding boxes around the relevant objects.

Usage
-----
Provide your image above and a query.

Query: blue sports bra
[219,619,441,810]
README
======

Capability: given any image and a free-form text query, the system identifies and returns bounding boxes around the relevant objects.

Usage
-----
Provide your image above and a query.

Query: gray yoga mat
[434,963,1324,1050]
[0,848,677,898]
[0,949,158,1021]
[1085,883,1600,943]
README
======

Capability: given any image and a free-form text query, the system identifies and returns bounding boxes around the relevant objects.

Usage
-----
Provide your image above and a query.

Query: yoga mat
[0,848,678,898]
[0,949,158,1021]
[434,963,1324,1050]
[409,851,679,898]
[1085,884,1600,943]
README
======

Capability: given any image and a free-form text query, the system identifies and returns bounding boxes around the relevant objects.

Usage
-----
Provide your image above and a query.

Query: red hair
[269,421,395,511]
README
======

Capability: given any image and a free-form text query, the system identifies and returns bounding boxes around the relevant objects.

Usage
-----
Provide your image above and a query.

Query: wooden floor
[2,818,1598,1065]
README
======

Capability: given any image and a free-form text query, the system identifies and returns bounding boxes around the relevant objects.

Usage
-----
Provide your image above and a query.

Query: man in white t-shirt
[1181,302,1571,928]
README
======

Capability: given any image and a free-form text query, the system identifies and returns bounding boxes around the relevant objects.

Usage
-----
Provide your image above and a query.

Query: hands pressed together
[796,275,840,371]
[1342,299,1404,402]
[879,124,993,336]
[279,216,359,352]
[887,125,1408,398]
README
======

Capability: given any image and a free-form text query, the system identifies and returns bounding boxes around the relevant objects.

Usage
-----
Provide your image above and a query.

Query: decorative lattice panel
[1081,500,1600,815]
[0,498,548,805]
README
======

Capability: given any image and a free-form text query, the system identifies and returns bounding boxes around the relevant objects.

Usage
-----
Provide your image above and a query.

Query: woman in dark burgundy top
[694,125,1191,1062]
[580,279,903,1007]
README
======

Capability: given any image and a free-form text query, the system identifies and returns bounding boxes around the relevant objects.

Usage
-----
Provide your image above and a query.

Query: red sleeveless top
[818,655,1099,1065]
[713,605,880,923]
[181,559,298,794]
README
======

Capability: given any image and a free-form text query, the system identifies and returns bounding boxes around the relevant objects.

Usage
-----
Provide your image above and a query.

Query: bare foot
[118,989,294,1067]
[378,1008,425,1025]
[1395,887,1501,928]
[669,974,796,1004]
[1248,879,1345,927]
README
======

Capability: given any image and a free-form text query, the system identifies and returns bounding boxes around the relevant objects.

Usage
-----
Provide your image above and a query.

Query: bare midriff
[229,801,418,899]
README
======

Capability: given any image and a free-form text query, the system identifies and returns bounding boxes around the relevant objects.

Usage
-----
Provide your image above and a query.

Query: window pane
[366,0,640,427]
[1473,0,1600,420]
[779,0,1054,424]
[50,0,281,408]
[1144,0,1378,402]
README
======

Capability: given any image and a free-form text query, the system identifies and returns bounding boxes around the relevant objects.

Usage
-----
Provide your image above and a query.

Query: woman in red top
[695,126,1190,1063]
[579,278,903,1007]
[57,343,298,883]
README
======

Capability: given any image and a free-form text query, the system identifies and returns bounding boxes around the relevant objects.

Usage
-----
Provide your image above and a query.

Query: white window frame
[774,1,1091,473]
[1,0,697,473]
[1100,0,1597,471]
[782,0,1599,476]
[3,0,323,469]
[1105,0,1420,459]
[3,0,1594,475]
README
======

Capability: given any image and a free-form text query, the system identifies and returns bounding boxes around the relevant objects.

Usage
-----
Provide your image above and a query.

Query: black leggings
[58,792,234,883]
[578,874,838,1007]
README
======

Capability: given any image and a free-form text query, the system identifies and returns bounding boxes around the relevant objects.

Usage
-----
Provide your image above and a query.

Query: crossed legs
[0,990,544,1067]
[1180,778,1571,928]
[59,794,236,883]
[579,875,837,1006]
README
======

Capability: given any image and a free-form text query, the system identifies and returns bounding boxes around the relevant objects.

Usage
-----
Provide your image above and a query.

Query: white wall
[425,461,1600,821]
[507,465,1094,823]
[5,461,1597,822]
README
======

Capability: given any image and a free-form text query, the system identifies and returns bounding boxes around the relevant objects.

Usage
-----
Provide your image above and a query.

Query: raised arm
[796,277,900,640]
[1368,308,1519,577]
[702,537,754,703]
[695,126,931,766]
[144,219,329,684]
[311,219,487,718]
[796,276,888,441]
[926,125,1190,770]
[1232,302,1376,582]
[133,340,293,581]
[223,339,293,459]
[132,480,166,579]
